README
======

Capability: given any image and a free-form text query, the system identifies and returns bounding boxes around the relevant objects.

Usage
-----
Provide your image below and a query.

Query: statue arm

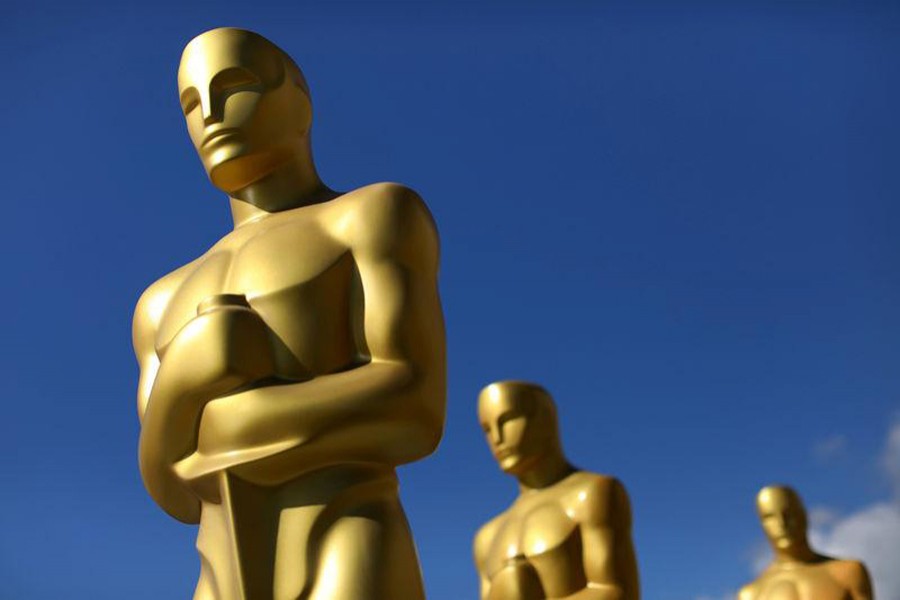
[140,303,279,521]
[133,278,205,523]
[198,184,446,485]
[134,266,278,523]
[473,517,501,600]
[566,478,640,600]
[478,572,492,600]
[133,281,168,423]
[848,561,873,600]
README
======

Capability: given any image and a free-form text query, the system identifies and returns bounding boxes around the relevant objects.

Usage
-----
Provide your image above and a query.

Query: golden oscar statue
[473,381,640,600]
[739,485,873,600]
[132,28,445,600]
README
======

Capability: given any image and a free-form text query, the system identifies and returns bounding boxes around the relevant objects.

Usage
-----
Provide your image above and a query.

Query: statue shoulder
[334,182,439,263]
[830,557,866,571]
[572,471,622,492]
[827,558,871,588]
[567,471,632,526]
[473,512,506,570]
[132,260,201,348]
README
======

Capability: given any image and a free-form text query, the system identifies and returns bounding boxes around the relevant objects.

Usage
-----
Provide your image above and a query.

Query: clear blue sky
[2,1,899,598]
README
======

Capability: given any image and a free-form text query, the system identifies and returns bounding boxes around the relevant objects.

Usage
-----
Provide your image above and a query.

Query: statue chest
[156,219,362,375]
[758,566,850,600]
[486,497,586,597]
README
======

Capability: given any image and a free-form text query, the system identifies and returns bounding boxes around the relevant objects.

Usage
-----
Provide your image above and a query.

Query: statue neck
[517,447,574,492]
[228,150,334,228]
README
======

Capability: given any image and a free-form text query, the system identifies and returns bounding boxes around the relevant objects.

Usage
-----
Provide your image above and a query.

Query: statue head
[756,485,809,553]
[177,28,312,193]
[477,381,562,476]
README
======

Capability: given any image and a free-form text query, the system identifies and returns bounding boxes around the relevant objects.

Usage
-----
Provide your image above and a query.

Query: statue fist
[161,294,277,399]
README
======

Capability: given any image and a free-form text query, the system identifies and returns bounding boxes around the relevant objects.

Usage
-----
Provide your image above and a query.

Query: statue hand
[156,294,278,402]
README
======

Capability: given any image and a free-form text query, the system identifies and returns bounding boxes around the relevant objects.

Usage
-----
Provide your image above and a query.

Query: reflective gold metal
[474,381,640,600]
[739,485,873,600]
[132,28,445,600]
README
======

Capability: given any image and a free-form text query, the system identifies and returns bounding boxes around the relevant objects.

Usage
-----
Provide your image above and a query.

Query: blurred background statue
[132,28,445,600]
[474,381,640,600]
[739,485,873,600]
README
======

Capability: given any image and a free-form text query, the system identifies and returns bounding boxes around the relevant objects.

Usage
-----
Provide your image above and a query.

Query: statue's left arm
[845,561,873,600]
[565,477,640,600]
[197,183,446,485]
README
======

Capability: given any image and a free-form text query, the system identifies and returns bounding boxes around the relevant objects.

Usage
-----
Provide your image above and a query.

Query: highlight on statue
[473,381,640,600]
[133,27,445,599]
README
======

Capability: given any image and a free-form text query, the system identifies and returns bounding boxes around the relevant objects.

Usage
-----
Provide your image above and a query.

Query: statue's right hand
[156,294,277,401]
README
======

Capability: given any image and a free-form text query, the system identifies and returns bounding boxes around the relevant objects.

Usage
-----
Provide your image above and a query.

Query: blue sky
[2,1,899,598]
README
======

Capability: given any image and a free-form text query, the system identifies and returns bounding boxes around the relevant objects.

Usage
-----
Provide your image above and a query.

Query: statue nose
[200,90,223,125]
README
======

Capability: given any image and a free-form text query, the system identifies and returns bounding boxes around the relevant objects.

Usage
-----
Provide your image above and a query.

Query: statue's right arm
[133,265,277,523]
[133,284,164,423]
[133,279,203,522]
[473,517,500,600]
[135,287,280,522]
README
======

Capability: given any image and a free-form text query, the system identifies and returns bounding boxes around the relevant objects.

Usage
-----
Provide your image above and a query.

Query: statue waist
[194,463,402,600]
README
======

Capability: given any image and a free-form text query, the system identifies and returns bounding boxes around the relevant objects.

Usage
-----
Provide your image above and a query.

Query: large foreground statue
[132,28,445,600]
[473,381,640,600]
[739,485,872,600]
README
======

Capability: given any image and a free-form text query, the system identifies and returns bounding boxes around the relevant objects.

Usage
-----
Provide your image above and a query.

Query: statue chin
[208,149,289,192]
[773,536,798,550]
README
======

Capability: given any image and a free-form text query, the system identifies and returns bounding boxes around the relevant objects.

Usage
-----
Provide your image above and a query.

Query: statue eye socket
[497,412,521,429]
[182,98,198,115]
[212,68,261,93]
[180,90,200,115]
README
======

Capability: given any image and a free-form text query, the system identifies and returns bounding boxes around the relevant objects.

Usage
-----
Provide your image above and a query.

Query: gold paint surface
[133,27,445,600]
[739,486,873,600]
[474,382,640,600]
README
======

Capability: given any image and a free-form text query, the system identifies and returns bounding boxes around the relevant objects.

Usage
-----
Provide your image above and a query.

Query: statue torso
[483,472,606,599]
[142,186,429,600]
[748,560,857,600]
[155,193,362,382]
[147,189,380,466]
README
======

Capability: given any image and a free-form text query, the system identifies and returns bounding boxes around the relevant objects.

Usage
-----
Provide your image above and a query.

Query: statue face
[478,383,556,475]
[757,487,807,551]
[177,29,312,192]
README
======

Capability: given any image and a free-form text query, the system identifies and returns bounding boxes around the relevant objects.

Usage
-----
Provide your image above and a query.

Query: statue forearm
[138,380,204,523]
[138,362,262,523]
[188,359,445,486]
